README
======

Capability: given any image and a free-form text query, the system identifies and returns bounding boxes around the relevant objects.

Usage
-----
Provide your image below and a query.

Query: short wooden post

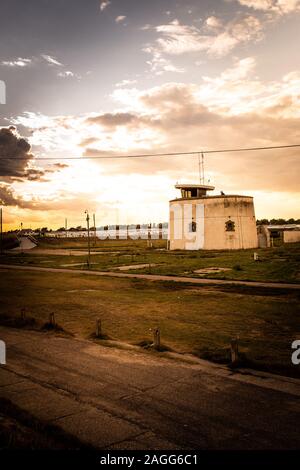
[153,328,160,349]
[230,338,239,365]
[96,319,102,338]
[49,312,55,327]
[21,308,26,320]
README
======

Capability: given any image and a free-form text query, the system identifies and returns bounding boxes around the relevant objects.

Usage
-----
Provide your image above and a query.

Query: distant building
[257,224,300,247]
[169,184,258,250]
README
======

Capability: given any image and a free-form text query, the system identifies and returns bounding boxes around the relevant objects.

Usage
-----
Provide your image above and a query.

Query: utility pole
[198,153,201,184]
[65,218,68,238]
[85,210,91,268]
[20,222,23,255]
[0,207,3,255]
[93,213,96,246]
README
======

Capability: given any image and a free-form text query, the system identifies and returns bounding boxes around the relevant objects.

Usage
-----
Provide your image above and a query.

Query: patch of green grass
[36,236,167,251]
[2,241,300,283]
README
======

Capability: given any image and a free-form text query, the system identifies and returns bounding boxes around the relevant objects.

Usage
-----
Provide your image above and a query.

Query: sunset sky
[0,0,300,229]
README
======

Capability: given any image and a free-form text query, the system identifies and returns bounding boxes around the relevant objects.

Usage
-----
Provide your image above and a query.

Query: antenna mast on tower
[198,152,205,184]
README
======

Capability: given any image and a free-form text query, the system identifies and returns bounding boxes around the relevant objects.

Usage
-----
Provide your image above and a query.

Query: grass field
[0,267,299,378]
[2,238,300,283]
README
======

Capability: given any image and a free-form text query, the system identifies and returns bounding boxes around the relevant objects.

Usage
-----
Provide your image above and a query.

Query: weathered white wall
[283,231,300,244]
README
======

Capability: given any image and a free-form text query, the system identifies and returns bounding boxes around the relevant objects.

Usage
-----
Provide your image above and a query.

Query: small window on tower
[189,221,197,232]
[225,220,235,232]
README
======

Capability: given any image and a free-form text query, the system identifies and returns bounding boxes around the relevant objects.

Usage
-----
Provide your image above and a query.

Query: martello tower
[169,183,258,250]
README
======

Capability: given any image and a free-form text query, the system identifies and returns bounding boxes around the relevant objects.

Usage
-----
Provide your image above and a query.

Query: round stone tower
[169,184,258,250]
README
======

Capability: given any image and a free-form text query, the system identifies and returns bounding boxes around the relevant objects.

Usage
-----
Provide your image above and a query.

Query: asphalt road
[0,327,300,450]
[1,263,300,290]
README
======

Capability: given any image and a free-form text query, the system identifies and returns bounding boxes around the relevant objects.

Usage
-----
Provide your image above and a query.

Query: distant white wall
[283,231,300,244]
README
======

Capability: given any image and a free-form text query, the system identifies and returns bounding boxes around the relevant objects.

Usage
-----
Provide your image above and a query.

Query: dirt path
[1,327,300,449]
[0,263,299,290]
[11,237,37,251]
[6,249,118,256]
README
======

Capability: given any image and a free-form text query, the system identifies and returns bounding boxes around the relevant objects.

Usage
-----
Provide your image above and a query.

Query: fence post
[153,328,160,350]
[230,338,239,365]
[21,308,26,321]
[96,319,102,338]
[49,312,56,327]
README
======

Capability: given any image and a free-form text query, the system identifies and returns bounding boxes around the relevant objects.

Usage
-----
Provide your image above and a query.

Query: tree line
[256,218,300,225]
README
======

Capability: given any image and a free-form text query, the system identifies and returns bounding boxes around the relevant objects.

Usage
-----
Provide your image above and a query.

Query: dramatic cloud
[0,184,44,209]
[145,16,264,60]
[7,57,300,222]
[235,0,300,14]
[0,126,44,181]
[108,83,300,192]
[0,183,79,210]
[0,126,67,194]
[2,1,299,226]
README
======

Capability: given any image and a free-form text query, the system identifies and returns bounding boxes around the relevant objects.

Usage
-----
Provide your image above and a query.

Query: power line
[1,143,300,161]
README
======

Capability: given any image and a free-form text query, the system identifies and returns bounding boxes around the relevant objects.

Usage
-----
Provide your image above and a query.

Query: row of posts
[20,310,240,363]
[95,319,239,363]
[21,309,57,327]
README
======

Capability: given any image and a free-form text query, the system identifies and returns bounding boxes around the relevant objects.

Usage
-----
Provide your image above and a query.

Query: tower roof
[175,183,215,199]
[175,184,215,191]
